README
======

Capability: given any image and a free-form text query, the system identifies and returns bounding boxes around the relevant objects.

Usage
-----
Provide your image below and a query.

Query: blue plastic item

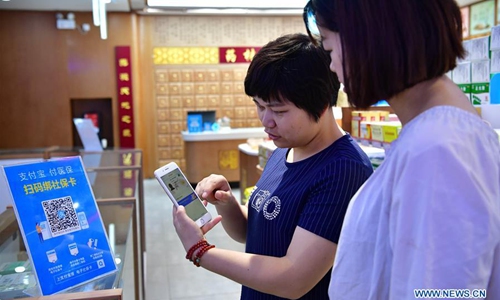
[489,73,500,104]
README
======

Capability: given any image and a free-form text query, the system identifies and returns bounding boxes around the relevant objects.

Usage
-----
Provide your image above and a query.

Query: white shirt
[329,106,500,300]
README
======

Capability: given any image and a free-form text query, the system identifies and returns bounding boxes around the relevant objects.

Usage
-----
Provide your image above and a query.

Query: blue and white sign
[2,156,117,296]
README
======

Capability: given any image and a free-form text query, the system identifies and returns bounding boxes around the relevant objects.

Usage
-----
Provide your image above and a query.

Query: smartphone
[154,162,212,227]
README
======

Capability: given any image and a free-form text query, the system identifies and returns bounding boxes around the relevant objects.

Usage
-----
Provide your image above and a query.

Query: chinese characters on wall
[115,46,135,148]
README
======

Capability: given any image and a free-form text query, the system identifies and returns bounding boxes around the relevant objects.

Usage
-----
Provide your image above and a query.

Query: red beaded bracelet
[185,239,208,262]
[193,244,215,267]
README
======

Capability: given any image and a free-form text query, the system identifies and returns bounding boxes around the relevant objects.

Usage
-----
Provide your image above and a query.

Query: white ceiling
[0,0,483,12]
[0,0,135,12]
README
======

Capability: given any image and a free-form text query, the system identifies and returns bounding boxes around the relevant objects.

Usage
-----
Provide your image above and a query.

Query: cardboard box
[382,122,402,143]
[472,60,491,83]
[370,122,385,143]
[469,36,490,61]
[351,111,371,138]
[453,63,471,84]
[471,82,490,105]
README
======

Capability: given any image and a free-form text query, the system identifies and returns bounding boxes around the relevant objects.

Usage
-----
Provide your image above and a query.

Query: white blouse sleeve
[388,142,500,299]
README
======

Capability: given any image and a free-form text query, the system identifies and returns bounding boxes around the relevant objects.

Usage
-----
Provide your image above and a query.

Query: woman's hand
[172,205,222,252]
[195,174,236,206]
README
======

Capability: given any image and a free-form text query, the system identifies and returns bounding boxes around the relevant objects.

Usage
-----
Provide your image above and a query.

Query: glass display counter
[0,198,137,300]
[0,147,145,300]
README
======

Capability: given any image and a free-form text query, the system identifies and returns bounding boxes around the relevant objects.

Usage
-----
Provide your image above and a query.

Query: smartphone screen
[159,168,208,221]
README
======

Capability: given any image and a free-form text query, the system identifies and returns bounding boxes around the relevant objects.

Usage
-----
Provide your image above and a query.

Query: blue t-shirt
[242,135,373,300]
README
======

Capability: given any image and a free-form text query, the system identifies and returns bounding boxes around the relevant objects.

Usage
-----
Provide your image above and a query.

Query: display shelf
[0,198,137,300]
[0,148,145,300]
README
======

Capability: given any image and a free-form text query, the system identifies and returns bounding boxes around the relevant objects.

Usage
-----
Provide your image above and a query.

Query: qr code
[41,196,81,237]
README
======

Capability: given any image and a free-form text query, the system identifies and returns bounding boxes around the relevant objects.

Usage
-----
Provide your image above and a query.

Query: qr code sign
[41,196,81,237]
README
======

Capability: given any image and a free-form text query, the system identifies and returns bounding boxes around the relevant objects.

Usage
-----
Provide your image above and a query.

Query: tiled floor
[143,178,245,300]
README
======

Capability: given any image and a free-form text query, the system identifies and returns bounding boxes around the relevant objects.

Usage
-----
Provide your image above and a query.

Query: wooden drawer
[171,147,183,159]
[221,83,233,94]
[207,69,220,81]
[207,95,220,107]
[194,70,206,82]
[171,121,184,133]
[168,69,181,82]
[195,95,207,107]
[156,83,168,95]
[170,109,183,121]
[207,82,220,94]
[221,107,234,119]
[157,96,169,108]
[221,70,233,81]
[170,96,182,108]
[181,70,194,82]
[234,107,247,119]
[234,95,249,106]
[221,95,234,106]
[158,147,172,159]
[194,83,207,95]
[171,134,183,146]
[157,109,169,121]
[233,82,244,94]
[181,83,194,95]
[234,69,247,81]
[231,120,245,128]
[158,135,172,146]
[157,122,170,134]
[155,69,168,82]
[182,96,195,108]
[168,83,181,95]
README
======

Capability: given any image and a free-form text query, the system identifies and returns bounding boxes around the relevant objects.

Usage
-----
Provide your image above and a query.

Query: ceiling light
[99,0,107,40]
[92,0,100,26]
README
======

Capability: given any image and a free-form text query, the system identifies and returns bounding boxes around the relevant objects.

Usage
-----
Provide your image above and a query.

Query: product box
[471,82,490,105]
[491,50,500,74]
[369,122,385,148]
[187,114,203,133]
[351,110,390,139]
[351,111,371,138]
[359,122,372,146]
[490,25,500,51]
[453,63,471,84]
[382,122,402,143]
[472,60,491,83]
[469,36,490,61]
[460,40,473,63]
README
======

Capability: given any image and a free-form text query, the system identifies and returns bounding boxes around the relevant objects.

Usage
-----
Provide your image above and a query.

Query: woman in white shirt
[303,0,500,299]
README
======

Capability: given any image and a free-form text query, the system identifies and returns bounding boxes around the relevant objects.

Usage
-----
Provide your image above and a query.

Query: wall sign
[115,46,135,148]
[2,157,117,296]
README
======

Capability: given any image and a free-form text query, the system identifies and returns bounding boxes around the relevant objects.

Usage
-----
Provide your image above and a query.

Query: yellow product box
[351,111,372,138]
[370,110,390,122]
[370,122,385,142]
[382,122,402,143]
[359,121,372,146]
[360,121,372,140]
